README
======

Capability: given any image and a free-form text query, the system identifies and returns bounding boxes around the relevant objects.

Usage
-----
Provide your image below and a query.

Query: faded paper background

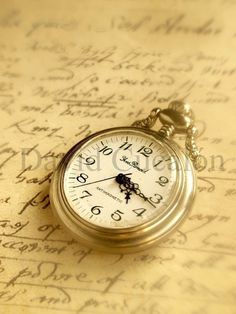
[0,0,235,313]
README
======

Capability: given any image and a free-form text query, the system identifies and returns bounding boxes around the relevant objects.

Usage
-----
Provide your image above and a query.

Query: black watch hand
[116,173,156,208]
[73,173,132,188]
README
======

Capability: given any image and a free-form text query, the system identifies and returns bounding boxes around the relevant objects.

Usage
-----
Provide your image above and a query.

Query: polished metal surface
[50,126,196,253]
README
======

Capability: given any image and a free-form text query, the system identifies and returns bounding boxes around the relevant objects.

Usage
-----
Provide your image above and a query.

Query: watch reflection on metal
[50,100,201,253]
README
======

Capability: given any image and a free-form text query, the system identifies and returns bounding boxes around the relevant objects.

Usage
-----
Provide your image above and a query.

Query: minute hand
[72,173,132,188]
[116,173,156,208]
[133,186,156,208]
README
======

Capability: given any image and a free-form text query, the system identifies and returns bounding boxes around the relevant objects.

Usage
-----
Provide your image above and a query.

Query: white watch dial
[63,129,177,229]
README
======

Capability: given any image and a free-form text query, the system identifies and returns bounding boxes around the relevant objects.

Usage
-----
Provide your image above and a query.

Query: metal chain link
[132,108,161,128]
[132,104,201,171]
[186,125,202,170]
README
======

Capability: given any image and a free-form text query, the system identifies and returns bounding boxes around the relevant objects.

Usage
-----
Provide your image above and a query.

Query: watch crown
[159,100,195,133]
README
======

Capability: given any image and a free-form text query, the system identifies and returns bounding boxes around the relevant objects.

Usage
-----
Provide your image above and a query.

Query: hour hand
[116,173,132,186]
[116,173,133,203]
[115,173,156,208]
[124,191,132,204]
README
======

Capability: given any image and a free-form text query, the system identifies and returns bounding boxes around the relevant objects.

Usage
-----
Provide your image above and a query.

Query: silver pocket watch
[50,100,201,253]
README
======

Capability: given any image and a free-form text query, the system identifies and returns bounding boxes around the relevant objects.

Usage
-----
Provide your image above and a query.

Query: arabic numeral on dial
[99,146,113,155]
[119,142,132,150]
[153,159,163,168]
[150,193,163,204]
[132,208,146,217]
[137,146,153,157]
[76,173,88,183]
[78,154,96,165]
[84,156,96,165]
[111,210,124,221]
[91,206,103,215]
[156,176,169,187]
[80,190,92,199]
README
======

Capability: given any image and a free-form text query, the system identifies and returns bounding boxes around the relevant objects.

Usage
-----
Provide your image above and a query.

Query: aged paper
[0,0,235,313]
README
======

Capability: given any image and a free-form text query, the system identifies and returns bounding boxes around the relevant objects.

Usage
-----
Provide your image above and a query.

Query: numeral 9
[78,154,96,165]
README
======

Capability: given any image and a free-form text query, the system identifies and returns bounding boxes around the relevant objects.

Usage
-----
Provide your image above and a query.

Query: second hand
[72,173,132,188]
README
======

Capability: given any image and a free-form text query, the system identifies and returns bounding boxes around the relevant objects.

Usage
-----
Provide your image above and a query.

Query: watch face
[63,128,178,229]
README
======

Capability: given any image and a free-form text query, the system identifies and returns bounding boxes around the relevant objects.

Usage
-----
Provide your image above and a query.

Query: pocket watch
[50,100,201,253]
